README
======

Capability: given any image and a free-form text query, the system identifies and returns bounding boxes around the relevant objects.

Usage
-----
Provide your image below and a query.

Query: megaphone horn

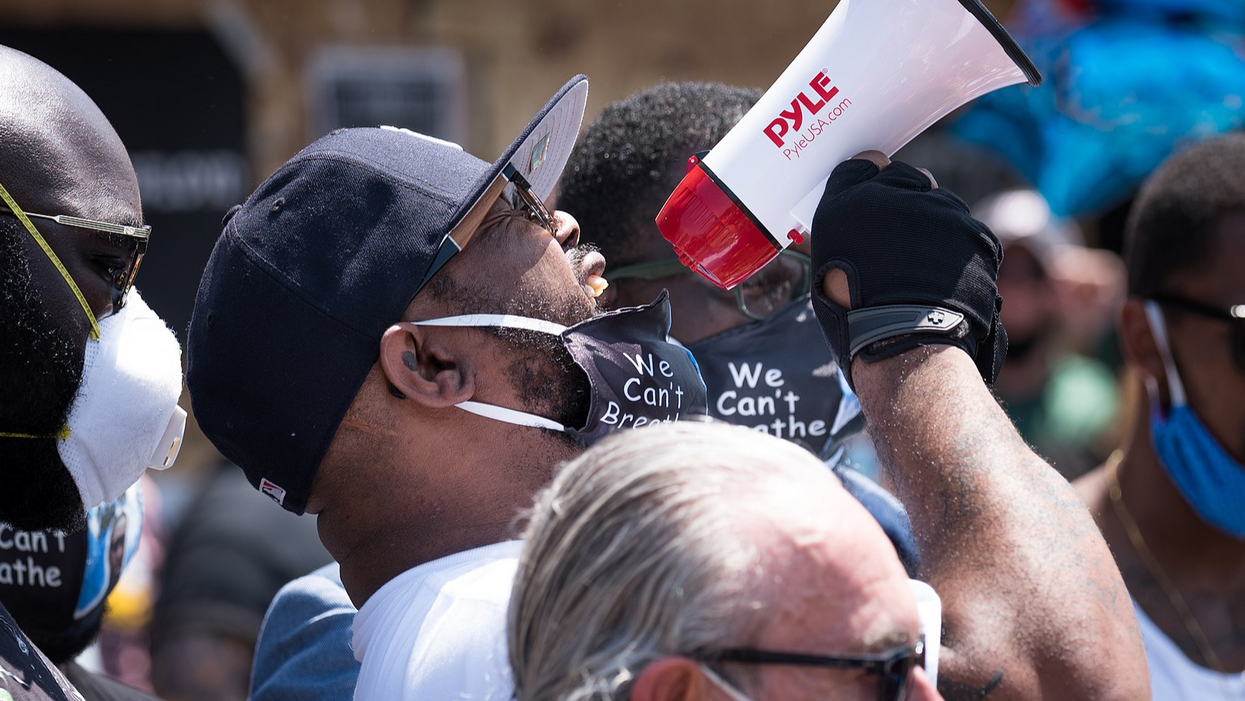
[656,0,1041,290]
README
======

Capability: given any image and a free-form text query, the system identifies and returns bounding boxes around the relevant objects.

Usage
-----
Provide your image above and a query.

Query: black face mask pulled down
[405,291,708,446]
[688,294,861,457]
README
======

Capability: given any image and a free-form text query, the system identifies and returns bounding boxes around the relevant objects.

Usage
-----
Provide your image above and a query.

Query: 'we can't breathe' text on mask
[0,481,143,648]
[406,292,708,446]
[688,294,860,456]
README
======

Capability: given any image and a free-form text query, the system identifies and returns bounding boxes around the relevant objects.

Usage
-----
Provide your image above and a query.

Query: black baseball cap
[187,75,589,514]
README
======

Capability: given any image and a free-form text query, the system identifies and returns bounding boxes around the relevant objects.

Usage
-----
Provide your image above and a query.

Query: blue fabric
[1152,405,1245,538]
[834,466,921,576]
[953,15,1245,216]
[1093,0,1245,24]
[250,563,359,701]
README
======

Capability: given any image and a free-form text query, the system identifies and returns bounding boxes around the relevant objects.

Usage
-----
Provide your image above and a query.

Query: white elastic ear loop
[403,315,571,432]
[405,314,568,335]
[1143,301,1187,406]
[698,664,755,701]
[455,401,567,432]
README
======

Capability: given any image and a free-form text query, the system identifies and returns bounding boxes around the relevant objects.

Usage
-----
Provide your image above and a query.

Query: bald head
[0,44,144,331]
[0,44,140,224]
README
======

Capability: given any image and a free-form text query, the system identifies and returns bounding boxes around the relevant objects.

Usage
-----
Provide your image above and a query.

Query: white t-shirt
[351,541,522,701]
[1135,600,1245,700]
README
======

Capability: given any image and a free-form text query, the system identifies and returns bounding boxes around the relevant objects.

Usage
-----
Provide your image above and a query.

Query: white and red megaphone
[656,0,1042,290]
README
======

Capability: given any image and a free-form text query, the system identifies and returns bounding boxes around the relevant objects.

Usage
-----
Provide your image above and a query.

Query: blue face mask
[1145,302,1245,538]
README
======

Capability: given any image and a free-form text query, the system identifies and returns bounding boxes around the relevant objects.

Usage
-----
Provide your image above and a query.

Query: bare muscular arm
[812,151,1149,699]
[851,340,1148,700]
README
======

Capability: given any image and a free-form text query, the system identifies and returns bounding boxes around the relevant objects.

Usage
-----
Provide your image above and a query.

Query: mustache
[565,242,600,287]
[565,243,606,318]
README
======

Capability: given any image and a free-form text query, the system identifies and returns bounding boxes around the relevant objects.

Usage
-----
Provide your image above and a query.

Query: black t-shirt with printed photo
[61,663,158,701]
[0,602,79,701]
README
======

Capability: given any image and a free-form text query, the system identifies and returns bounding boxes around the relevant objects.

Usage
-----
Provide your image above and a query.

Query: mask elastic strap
[456,401,567,432]
[1143,301,1187,406]
[405,314,568,335]
[0,426,72,441]
[0,180,100,340]
[404,316,572,432]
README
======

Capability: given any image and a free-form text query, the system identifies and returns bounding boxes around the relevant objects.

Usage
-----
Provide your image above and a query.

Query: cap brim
[452,74,589,239]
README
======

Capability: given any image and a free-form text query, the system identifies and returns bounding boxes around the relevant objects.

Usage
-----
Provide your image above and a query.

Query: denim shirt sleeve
[250,563,361,701]
[832,465,921,576]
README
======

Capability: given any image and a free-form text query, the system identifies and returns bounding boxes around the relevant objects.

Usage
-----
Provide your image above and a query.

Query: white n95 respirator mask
[58,289,185,510]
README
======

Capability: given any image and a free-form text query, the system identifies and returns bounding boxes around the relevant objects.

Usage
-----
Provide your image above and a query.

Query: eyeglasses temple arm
[0,184,101,339]
[51,214,150,239]
[715,648,891,670]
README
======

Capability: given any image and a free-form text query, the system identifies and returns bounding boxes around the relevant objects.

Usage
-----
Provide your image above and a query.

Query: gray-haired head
[508,420,873,701]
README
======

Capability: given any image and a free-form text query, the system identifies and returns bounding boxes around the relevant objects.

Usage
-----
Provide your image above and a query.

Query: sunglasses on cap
[707,640,925,701]
[1150,294,1245,371]
[0,204,150,313]
[609,250,811,321]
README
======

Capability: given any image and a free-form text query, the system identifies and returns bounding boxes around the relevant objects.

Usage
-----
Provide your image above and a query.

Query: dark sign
[306,46,466,143]
[0,27,248,341]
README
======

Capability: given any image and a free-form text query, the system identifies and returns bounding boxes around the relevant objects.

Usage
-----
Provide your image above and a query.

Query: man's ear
[631,657,713,701]
[1119,299,1168,401]
[379,324,474,408]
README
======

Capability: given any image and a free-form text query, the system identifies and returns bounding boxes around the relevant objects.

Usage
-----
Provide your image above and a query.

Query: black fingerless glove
[811,158,1006,389]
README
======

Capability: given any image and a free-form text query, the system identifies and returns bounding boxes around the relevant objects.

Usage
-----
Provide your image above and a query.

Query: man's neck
[1076,416,1245,671]
[332,517,517,608]
[316,428,575,609]
[1101,429,1245,672]
[1112,431,1245,582]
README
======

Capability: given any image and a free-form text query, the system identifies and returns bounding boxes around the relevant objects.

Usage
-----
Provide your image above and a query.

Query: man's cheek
[539,251,582,289]
[1200,388,1245,462]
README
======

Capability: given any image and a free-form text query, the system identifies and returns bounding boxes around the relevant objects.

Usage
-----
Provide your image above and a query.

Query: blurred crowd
[0,0,1243,699]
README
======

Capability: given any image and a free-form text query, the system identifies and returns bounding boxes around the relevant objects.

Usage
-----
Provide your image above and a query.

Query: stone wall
[0,0,1019,177]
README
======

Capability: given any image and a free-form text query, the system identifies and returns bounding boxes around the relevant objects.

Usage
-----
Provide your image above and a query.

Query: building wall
[0,0,1018,177]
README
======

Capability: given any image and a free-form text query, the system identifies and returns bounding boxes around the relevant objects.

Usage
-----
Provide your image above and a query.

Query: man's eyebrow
[91,230,139,249]
[97,210,145,229]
